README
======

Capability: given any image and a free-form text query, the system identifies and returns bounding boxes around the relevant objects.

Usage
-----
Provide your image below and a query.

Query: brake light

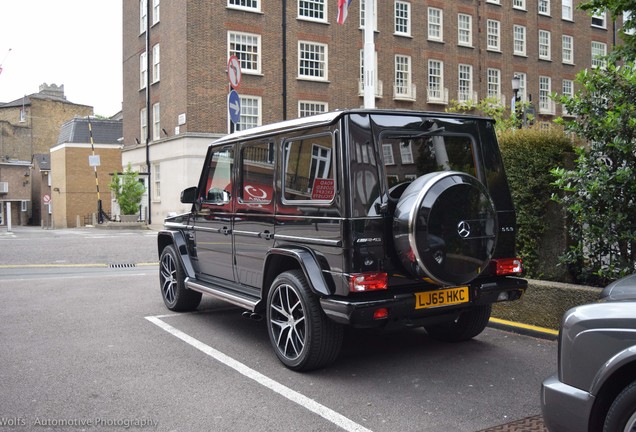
[349,272,388,292]
[373,308,389,320]
[493,258,523,275]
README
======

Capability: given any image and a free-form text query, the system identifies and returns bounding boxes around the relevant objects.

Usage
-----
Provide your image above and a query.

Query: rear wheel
[266,270,343,371]
[159,245,202,311]
[603,381,636,432]
[425,305,492,342]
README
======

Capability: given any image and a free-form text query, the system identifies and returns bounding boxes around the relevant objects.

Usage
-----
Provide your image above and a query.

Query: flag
[337,0,352,25]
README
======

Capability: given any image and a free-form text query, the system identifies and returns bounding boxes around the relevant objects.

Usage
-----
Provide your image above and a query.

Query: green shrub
[498,128,574,279]
[109,163,146,216]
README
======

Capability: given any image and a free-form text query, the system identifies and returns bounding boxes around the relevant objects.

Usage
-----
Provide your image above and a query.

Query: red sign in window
[311,178,335,201]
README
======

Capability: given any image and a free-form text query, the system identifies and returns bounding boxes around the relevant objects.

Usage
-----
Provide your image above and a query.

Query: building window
[592,11,606,28]
[299,101,328,117]
[139,52,147,89]
[298,41,328,80]
[539,30,551,60]
[486,0,501,4]
[428,59,444,102]
[299,0,326,21]
[562,79,574,115]
[514,72,527,101]
[458,14,472,46]
[395,1,411,36]
[562,0,573,20]
[152,44,160,83]
[229,32,261,74]
[153,163,161,201]
[394,55,414,99]
[140,0,147,34]
[458,64,473,103]
[428,8,443,42]
[382,144,395,165]
[152,0,160,25]
[513,0,526,10]
[591,41,608,68]
[487,20,500,51]
[238,96,261,130]
[562,35,574,64]
[228,0,260,11]
[539,76,553,114]
[140,108,147,142]
[152,103,160,140]
[360,0,378,30]
[487,68,501,100]
[539,0,550,15]
[513,25,526,56]
[400,142,414,164]
[624,11,635,35]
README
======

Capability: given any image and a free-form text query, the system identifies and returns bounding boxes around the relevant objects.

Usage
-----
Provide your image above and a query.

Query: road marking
[489,317,559,337]
[145,315,373,432]
[0,262,158,269]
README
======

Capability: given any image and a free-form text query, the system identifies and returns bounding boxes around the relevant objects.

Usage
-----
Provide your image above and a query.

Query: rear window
[282,133,335,203]
[380,132,477,189]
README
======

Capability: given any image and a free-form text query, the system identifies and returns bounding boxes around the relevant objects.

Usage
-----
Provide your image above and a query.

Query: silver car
[541,274,636,432]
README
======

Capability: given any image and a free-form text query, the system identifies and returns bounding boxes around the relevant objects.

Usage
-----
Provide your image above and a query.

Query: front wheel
[425,305,492,342]
[266,270,343,371]
[159,245,202,311]
[604,381,636,432]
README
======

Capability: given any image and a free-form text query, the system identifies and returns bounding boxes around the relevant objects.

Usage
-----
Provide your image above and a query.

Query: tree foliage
[109,163,146,215]
[552,62,636,285]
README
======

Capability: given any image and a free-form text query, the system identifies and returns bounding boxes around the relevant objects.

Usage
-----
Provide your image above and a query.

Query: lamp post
[511,75,521,128]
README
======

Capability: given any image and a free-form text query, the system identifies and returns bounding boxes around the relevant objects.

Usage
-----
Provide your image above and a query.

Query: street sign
[228,90,241,124]
[89,155,101,167]
[227,55,242,89]
[43,194,51,204]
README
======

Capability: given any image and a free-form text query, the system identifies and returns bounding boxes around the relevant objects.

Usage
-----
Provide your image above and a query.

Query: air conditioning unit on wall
[0,182,8,193]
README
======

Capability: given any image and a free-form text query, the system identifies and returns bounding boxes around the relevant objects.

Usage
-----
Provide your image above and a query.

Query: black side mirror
[180,186,197,204]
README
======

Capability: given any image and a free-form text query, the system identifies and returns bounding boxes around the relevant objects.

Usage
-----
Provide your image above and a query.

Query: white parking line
[145,315,373,432]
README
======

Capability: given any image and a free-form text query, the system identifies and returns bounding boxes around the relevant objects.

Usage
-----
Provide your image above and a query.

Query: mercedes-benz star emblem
[457,220,471,238]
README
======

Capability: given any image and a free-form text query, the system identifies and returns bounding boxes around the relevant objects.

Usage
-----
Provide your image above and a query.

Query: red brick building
[121,0,620,222]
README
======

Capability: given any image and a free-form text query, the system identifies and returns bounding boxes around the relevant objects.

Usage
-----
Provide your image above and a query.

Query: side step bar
[185,277,260,311]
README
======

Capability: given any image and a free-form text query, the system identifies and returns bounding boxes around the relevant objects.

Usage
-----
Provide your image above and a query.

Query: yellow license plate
[415,286,469,309]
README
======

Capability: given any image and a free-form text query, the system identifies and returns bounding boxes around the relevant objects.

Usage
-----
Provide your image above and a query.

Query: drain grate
[109,263,137,269]
[477,415,547,432]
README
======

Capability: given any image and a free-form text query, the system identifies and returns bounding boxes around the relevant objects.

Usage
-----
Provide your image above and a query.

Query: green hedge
[498,129,574,280]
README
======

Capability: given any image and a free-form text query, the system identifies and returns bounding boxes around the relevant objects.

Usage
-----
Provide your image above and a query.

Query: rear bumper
[320,276,526,327]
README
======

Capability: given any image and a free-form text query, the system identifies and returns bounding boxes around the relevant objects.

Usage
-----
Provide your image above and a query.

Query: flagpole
[363,0,375,109]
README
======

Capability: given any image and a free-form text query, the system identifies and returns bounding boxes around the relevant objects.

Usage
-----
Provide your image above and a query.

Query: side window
[202,147,234,209]
[239,142,274,206]
[283,134,335,202]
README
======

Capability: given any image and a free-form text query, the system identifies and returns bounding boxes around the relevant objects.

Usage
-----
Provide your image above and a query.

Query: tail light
[349,272,388,292]
[492,258,523,276]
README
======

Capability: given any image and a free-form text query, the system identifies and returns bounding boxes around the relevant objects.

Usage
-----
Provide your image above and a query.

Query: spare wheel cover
[393,171,498,285]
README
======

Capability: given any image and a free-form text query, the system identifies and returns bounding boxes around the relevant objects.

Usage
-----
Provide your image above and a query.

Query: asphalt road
[0,226,556,432]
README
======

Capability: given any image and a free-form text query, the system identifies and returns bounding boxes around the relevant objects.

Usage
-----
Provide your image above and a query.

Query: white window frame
[228,0,260,12]
[382,144,395,165]
[486,0,501,4]
[487,20,501,51]
[513,0,526,10]
[228,32,261,75]
[153,163,161,201]
[539,30,552,60]
[591,41,608,68]
[487,68,501,100]
[562,79,574,115]
[458,64,473,103]
[562,0,573,20]
[394,1,411,36]
[428,59,444,102]
[140,108,147,142]
[152,103,160,141]
[394,55,414,100]
[427,7,443,42]
[298,41,328,81]
[299,101,328,117]
[539,76,553,114]
[624,11,635,35]
[458,14,472,47]
[298,0,327,23]
[360,0,378,31]
[539,0,550,15]
[513,25,527,56]
[152,44,160,83]
[139,51,147,90]
[238,96,262,130]
[139,0,147,34]
[152,0,160,25]
[592,11,607,28]
[514,72,528,102]
[400,142,414,164]
[562,35,574,64]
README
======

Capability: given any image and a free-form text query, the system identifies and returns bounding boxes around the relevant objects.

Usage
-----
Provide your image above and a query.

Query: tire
[266,270,343,371]
[603,381,636,432]
[393,171,497,285]
[425,305,492,342]
[159,245,202,311]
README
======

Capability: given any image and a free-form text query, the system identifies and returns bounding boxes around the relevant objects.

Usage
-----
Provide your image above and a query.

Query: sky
[0,1,122,117]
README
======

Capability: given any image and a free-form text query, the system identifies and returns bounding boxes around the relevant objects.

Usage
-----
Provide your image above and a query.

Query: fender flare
[158,230,196,279]
[264,247,332,296]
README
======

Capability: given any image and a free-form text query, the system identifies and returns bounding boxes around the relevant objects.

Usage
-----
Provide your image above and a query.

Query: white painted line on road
[145,315,373,432]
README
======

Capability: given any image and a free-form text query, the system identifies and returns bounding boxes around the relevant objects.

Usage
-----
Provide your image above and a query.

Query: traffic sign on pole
[228,90,241,124]
[227,55,242,89]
